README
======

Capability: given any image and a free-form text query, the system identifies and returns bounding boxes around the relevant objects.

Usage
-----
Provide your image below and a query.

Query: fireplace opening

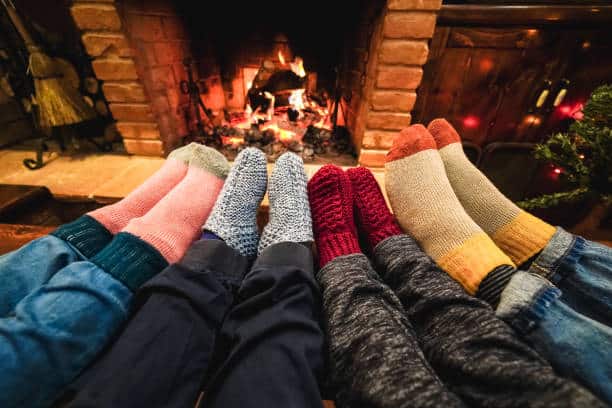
[122,0,386,164]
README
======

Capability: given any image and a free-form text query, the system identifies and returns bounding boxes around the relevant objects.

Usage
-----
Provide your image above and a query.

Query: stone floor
[0,149,387,206]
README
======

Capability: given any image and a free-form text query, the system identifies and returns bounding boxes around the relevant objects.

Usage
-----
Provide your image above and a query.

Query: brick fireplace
[70,0,441,166]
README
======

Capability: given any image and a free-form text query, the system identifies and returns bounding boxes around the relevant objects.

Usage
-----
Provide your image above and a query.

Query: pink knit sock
[123,149,229,263]
[88,157,188,234]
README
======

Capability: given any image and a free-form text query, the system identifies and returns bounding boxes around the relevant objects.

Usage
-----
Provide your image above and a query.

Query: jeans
[497,228,612,405]
[63,240,325,408]
[0,216,112,316]
[527,227,612,328]
[0,224,165,408]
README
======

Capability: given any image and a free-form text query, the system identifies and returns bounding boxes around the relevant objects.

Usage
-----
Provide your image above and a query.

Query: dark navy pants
[61,239,325,408]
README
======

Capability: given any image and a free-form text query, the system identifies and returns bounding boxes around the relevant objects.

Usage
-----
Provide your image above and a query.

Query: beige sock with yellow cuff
[428,118,556,267]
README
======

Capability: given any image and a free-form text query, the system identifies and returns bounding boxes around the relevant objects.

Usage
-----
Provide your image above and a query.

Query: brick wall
[357,0,442,166]
[70,0,164,155]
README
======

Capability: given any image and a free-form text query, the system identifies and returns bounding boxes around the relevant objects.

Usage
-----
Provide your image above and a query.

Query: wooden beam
[438,5,612,27]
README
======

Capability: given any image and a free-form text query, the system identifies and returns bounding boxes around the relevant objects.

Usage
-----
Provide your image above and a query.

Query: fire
[289,89,305,111]
[278,51,286,65]
[222,136,244,146]
[262,123,296,142]
[290,56,306,78]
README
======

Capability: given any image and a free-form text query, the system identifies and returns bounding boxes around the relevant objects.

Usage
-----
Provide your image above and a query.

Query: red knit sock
[307,165,361,268]
[346,167,402,251]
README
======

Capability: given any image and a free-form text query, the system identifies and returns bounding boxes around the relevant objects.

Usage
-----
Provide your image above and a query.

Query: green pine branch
[525,85,612,208]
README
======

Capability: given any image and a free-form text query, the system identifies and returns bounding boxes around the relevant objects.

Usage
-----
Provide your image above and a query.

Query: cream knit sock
[385,124,514,295]
[428,118,556,266]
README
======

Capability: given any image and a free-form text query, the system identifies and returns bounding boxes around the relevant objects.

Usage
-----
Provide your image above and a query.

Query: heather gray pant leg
[373,234,604,408]
[317,253,464,408]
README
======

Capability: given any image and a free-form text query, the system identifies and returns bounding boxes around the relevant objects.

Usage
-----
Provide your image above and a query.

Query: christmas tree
[518,85,612,223]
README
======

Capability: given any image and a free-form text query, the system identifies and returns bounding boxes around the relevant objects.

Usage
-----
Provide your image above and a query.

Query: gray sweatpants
[318,254,465,408]
[372,234,604,408]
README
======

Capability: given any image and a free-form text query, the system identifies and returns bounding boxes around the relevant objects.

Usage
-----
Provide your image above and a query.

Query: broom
[2,0,96,128]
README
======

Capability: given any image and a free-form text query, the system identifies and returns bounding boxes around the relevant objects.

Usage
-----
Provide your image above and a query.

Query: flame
[290,57,306,78]
[278,51,286,65]
[289,89,305,111]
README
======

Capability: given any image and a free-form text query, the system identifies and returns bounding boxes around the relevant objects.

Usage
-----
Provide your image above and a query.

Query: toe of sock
[307,165,354,233]
[427,118,461,149]
[386,124,437,163]
[189,145,231,179]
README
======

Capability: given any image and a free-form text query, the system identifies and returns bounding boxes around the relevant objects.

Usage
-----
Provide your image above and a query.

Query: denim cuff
[528,227,585,284]
[51,215,113,259]
[496,271,562,335]
[91,232,168,291]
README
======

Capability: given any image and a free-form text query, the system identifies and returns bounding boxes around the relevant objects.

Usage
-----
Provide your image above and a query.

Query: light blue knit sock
[203,148,267,258]
[258,152,313,254]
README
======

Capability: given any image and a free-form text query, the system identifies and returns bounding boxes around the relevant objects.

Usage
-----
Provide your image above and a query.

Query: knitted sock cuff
[91,232,168,291]
[317,231,361,268]
[437,232,515,295]
[368,222,403,250]
[51,215,113,259]
[492,211,556,266]
[476,264,517,308]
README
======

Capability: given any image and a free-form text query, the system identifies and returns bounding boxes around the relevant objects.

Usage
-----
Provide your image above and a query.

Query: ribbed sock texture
[346,167,402,252]
[51,215,112,259]
[385,124,514,294]
[91,232,168,291]
[428,118,556,265]
[307,165,361,268]
[204,148,267,259]
[87,143,196,234]
[258,153,313,254]
[123,146,229,263]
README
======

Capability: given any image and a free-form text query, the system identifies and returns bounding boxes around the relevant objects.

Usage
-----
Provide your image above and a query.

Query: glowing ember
[278,51,286,65]
[222,136,244,146]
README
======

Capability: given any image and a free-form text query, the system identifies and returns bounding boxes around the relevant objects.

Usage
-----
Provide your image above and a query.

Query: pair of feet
[88,143,230,263]
[307,165,401,267]
[204,148,313,259]
[384,119,555,296]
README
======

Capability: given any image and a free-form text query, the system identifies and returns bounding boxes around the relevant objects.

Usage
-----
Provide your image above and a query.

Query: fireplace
[70,0,441,166]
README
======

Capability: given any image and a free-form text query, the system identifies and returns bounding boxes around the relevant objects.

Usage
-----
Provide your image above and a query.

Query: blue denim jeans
[527,228,612,328]
[0,225,165,408]
[0,216,112,316]
[497,228,612,404]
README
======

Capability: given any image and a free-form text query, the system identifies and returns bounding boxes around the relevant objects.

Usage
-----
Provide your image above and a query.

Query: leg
[62,239,248,408]
[373,235,604,407]
[498,271,612,404]
[0,215,111,316]
[308,165,463,408]
[346,166,602,406]
[203,242,326,408]
[0,233,167,408]
[318,253,463,408]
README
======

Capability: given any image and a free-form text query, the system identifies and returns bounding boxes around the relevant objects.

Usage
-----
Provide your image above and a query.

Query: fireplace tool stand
[181,58,214,141]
